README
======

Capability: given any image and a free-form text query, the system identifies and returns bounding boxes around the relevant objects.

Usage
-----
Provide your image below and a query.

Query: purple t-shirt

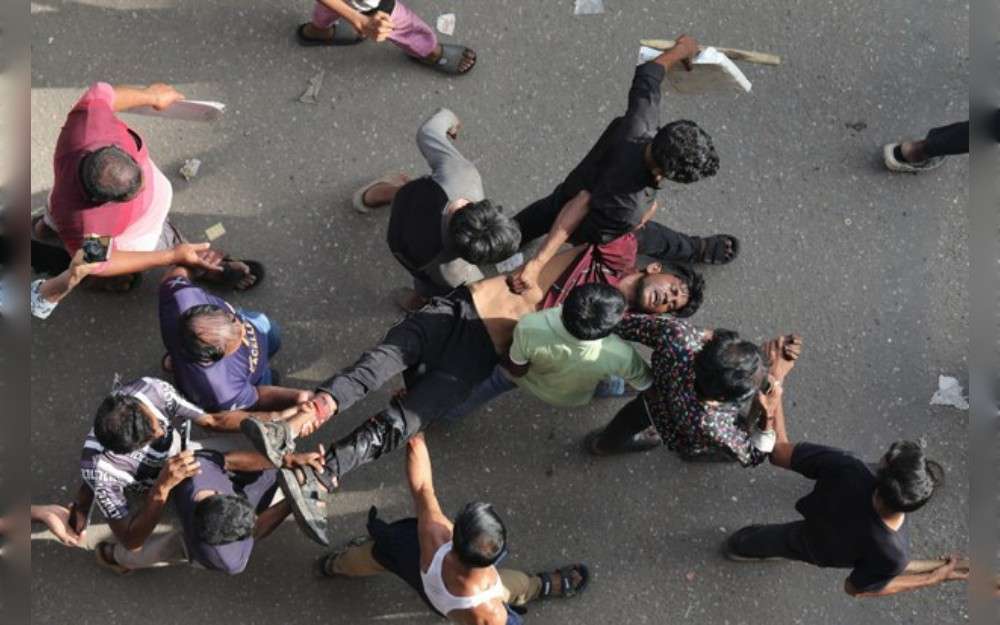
[80,377,205,521]
[173,451,279,574]
[159,276,269,412]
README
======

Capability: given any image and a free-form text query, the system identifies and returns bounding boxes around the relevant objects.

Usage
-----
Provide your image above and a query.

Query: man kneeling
[318,434,588,624]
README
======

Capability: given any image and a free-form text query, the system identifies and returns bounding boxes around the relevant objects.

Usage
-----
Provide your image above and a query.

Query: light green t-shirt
[508,307,653,407]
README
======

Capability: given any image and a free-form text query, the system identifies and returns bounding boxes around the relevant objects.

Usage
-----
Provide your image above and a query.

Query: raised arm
[110,451,200,550]
[508,190,590,293]
[110,83,185,112]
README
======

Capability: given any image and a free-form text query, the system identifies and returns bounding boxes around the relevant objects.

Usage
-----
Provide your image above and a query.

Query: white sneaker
[882,143,945,173]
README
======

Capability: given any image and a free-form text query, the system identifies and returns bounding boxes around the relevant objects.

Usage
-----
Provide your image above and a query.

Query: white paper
[929,375,969,410]
[126,100,226,122]
[574,0,604,15]
[179,158,202,181]
[664,47,751,95]
[436,13,455,36]
[299,70,325,104]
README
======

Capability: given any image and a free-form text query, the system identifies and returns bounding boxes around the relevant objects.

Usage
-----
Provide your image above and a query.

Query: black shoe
[583,426,661,457]
[723,526,788,562]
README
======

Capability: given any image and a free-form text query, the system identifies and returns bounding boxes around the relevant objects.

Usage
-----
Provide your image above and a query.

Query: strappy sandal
[413,44,477,75]
[240,418,295,467]
[536,564,590,599]
[279,464,336,546]
[691,234,740,265]
[296,22,364,47]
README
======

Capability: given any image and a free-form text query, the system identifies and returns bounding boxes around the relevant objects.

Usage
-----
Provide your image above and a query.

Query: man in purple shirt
[159,263,309,412]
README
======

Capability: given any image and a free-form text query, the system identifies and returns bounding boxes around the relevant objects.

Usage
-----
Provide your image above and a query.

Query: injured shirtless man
[240,191,703,544]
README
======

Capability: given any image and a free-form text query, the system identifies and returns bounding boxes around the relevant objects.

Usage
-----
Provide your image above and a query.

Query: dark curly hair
[650,120,719,184]
[660,263,705,318]
[875,441,944,513]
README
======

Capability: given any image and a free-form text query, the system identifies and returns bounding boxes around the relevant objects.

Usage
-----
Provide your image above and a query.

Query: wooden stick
[641,38,782,66]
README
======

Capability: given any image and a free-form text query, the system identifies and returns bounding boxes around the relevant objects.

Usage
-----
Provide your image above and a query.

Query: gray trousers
[417,107,485,203]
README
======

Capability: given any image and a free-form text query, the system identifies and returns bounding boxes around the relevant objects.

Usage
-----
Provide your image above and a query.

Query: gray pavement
[30,1,969,624]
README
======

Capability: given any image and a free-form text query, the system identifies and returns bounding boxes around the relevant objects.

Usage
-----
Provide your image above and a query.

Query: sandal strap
[537,572,552,597]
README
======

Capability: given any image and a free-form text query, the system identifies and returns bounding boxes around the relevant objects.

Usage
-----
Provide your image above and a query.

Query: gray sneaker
[883,143,945,173]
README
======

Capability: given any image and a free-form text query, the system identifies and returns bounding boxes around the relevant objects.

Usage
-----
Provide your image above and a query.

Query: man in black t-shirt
[723,348,966,596]
[510,34,739,295]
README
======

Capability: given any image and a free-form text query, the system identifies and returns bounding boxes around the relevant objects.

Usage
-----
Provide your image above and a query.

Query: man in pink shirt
[36,82,261,291]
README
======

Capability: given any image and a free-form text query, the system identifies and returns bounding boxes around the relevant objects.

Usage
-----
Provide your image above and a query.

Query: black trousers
[924,121,969,158]
[595,395,655,451]
[728,522,813,563]
[513,185,698,263]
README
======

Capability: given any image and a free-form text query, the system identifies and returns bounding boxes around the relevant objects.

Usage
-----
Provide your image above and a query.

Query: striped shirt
[79,377,204,520]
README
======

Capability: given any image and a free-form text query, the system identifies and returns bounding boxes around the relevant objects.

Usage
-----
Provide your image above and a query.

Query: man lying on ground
[318,434,587,624]
[239,192,705,544]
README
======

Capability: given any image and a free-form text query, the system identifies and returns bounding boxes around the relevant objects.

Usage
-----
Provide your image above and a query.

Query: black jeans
[324,369,480,480]
[728,522,814,563]
[513,185,698,264]
[595,394,655,451]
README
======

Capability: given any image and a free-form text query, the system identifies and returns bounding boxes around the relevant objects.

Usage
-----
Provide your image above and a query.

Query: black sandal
[219,258,265,291]
[278,464,336,547]
[537,564,590,598]
[692,234,740,265]
[412,44,477,75]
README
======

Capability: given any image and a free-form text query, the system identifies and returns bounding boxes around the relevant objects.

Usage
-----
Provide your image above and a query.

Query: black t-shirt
[386,176,450,271]
[560,62,665,244]
[791,443,909,592]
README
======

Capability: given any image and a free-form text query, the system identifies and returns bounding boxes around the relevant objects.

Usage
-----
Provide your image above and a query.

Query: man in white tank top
[317,435,589,624]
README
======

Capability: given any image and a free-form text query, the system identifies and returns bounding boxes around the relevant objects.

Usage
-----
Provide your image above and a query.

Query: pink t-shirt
[48,83,166,262]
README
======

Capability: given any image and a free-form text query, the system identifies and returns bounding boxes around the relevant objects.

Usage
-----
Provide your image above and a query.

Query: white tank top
[420,542,506,615]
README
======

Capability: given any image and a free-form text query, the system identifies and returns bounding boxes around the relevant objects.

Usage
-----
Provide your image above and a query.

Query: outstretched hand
[763,334,802,382]
[32,504,86,548]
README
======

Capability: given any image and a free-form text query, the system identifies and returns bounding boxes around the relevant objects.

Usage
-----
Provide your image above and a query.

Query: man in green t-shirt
[440,283,652,421]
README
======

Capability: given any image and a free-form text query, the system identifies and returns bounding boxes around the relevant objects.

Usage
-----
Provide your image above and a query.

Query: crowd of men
[28,9,972,623]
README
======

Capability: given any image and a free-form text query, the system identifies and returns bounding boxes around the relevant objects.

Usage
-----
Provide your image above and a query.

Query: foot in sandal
[414,43,477,75]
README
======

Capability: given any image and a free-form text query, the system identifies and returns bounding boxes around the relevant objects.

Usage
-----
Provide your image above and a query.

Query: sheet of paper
[205,223,226,241]
[574,0,605,15]
[125,100,226,122]
[436,13,455,35]
[664,46,752,94]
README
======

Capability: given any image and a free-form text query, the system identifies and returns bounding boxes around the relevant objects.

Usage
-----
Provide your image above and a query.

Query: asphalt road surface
[30,1,969,624]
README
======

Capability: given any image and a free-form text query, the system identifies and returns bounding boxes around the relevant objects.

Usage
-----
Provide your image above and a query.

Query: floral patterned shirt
[615,314,767,467]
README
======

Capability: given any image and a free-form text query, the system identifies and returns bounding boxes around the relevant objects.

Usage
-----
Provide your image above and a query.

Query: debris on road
[929,375,969,410]
[299,70,325,104]
[205,223,226,241]
[436,13,456,36]
[574,0,605,15]
[179,158,202,181]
